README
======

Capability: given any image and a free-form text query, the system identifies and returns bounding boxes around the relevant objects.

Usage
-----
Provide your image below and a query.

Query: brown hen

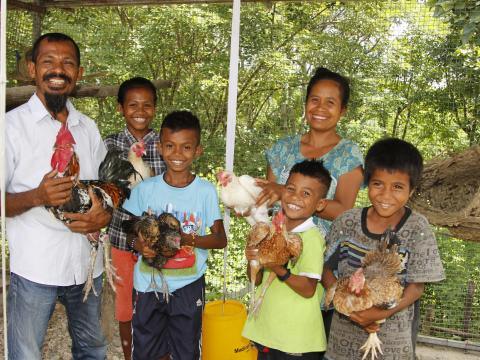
[247,211,302,315]
[325,230,405,360]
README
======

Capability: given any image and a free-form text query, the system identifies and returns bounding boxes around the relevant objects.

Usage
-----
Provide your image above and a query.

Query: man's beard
[44,92,69,117]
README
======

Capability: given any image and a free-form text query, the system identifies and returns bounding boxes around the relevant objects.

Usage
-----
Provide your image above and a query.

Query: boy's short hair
[117,77,157,105]
[289,159,332,196]
[32,32,80,65]
[365,138,423,189]
[160,110,201,142]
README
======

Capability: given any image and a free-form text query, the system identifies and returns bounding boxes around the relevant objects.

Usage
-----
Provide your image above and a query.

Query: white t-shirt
[5,94,107,286]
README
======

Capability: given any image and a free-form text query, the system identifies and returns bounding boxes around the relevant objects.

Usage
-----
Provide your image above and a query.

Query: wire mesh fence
[4,0,480,350]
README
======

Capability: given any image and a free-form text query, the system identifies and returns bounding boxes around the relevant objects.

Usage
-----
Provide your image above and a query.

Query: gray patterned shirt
[324,207,445,360]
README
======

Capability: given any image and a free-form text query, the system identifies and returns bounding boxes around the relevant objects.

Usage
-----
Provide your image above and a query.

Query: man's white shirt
[5,94,107,286]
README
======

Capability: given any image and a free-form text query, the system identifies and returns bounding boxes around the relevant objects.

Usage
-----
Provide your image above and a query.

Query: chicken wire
[4,0,480,350]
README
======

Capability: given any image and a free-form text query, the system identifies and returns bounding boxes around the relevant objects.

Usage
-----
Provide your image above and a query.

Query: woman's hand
[255,179,285,207]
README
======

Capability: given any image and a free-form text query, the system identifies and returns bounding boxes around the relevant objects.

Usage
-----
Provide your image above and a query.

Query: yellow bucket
[202,300,257,360]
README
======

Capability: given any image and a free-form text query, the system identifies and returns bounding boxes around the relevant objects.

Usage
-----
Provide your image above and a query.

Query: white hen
[217,171,269,225]
[128,141,154,187]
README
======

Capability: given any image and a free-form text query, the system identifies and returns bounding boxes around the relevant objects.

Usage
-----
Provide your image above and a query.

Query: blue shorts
[132,276,205,360]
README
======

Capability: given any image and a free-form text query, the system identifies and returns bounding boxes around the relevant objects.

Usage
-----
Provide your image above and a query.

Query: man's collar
[291,217,316,233]
[28,94,50,123]
[28,93,80,126]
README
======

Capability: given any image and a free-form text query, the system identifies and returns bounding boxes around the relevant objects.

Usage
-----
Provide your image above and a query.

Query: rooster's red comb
[55,123,76,147]
[272,210,286,232]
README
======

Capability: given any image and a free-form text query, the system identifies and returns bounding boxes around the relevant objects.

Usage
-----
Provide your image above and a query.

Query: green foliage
[420,233,480,341]
[429,0,480,44]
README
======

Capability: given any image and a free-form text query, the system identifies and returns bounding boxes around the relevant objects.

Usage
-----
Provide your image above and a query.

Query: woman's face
[304,79,345,133]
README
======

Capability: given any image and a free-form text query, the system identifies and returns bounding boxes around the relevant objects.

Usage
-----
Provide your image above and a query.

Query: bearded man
[5,33,109,359]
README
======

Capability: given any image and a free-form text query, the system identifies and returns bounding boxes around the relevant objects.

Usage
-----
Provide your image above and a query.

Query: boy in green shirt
[243,159,331,359]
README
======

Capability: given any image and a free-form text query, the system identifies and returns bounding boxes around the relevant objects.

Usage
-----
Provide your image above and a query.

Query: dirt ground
[0,300,479,359]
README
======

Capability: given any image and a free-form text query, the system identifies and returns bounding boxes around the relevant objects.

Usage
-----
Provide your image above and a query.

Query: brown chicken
[247,211,302,315]
[325,230,405,360]
[123,212,183,301]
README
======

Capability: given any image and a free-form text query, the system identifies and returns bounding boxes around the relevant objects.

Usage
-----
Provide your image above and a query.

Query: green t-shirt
[242,219,327,354]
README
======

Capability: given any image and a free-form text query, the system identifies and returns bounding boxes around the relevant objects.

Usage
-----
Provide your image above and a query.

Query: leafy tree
[429,0,480,44]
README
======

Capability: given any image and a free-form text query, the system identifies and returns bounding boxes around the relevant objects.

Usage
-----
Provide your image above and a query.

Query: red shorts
[111,247,138,322]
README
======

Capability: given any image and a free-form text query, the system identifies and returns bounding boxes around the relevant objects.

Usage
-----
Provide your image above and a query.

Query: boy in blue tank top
[122,110,227,360]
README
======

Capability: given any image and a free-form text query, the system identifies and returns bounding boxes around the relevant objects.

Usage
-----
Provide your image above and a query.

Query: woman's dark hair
[364,137,423,189]
[32,33,80,65]
[305,67,350,108]
[117,77,157,105]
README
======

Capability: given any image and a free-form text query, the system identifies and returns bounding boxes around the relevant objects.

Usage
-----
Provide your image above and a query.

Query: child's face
[281,172,327,229]
[368,168,413,220]
[118,87,156,139]
[305,79,345,133]
[158,128,202,174]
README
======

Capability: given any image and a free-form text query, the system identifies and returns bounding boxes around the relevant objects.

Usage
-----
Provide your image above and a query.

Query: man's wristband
[277,268,291,282]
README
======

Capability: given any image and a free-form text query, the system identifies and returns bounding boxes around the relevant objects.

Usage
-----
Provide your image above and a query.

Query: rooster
[217,170,269,225]
[246,211,302,315]
[48,123,153,300]
[128,140,154,187]
[122,212,183,301]
[325,230,405,360]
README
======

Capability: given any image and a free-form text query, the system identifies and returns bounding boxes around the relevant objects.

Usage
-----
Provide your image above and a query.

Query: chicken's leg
[101,233,120,292]
[83,241,99,302]
[249,259,260,311]
[251,271,276,316]
[360,319,385,360]
[360,332,383,360]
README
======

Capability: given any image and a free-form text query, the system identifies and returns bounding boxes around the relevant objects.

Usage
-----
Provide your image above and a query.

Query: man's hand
[36,169,74,207]
[64,187,112,234]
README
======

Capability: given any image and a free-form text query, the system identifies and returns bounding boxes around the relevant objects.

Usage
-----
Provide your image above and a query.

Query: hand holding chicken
[246,211,302,315]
